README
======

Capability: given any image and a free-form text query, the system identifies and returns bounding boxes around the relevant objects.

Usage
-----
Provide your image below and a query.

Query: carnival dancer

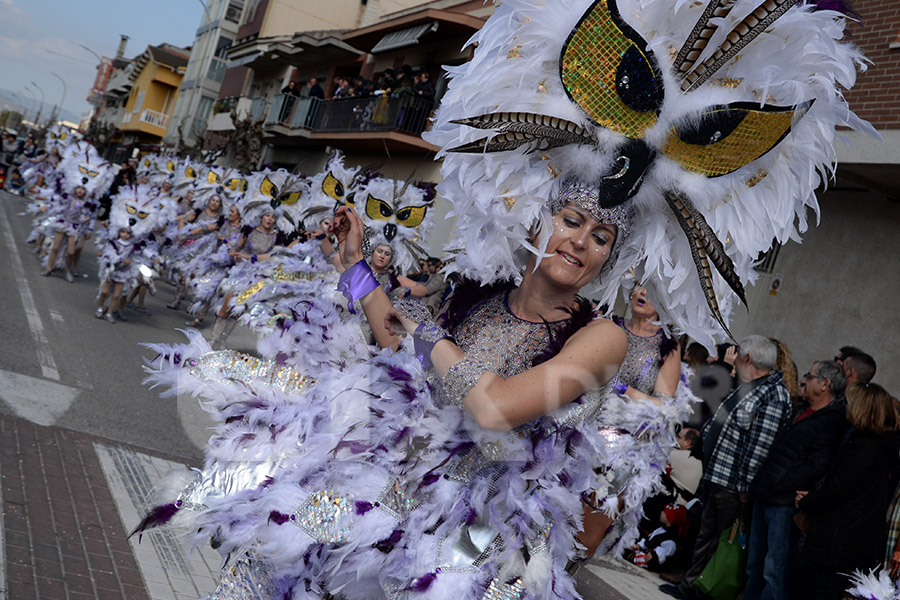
[95,226,138,323]
[40,146,113,281]
[165,190,224,310]
[136,0,872,598]
[205,168,304,348]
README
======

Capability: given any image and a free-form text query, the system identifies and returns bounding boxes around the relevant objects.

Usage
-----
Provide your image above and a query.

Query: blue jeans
[744,502,798,600]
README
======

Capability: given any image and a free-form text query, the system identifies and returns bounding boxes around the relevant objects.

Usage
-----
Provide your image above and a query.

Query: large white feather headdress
[425,0,874,345]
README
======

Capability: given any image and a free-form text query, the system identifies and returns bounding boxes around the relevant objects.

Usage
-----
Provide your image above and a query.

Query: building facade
[163,0,247,150]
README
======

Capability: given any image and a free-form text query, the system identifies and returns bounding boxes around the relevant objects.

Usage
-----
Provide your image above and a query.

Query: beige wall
[260,0,364,35]
[729,187,900,395]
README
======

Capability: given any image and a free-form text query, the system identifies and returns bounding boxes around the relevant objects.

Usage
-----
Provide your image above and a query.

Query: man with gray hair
[674,335,792,598]
[744,360,848,600]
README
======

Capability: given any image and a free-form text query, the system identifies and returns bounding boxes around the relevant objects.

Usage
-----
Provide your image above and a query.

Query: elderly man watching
[677,335,793,598]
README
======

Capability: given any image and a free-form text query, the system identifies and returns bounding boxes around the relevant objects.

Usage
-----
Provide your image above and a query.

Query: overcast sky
[0,0,205,118]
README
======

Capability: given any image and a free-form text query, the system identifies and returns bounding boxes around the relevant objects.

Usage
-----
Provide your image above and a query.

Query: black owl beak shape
[596,138,655,208]
[217,186,224,194]
[129,217,137,226]
[81,177,89,185]
[383,223,398,241]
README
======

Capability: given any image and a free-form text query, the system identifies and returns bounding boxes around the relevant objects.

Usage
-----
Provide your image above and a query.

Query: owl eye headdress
[45,124,71,153]
[354,175,436,273]
[301,152,381,225]
[109,183,168,239]
[241,168,310,234]
[57,147,115,198]
[425,0,873,344]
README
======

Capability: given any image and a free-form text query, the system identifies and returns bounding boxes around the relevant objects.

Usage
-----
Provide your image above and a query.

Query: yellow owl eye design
[137,211,150,219]
[78,165,100,177]
[260,176,278,199]
[344,192,356,206]
[322,172,345,201]
[125,204,137,215]
[143,159,151,167]
[166,160,175,173]
[277,191,303,206]
[60,132,67,140]
[560,0,664,138]
[394,205,428,228]
[185,166,197,179]
[365,195,394,221]
[207,171,222,185]
[225,178,248,192]
[662,101,812,177]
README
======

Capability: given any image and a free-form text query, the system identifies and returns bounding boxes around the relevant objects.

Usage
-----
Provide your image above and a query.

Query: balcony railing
[138,109,169,129]
[264,93,434,136]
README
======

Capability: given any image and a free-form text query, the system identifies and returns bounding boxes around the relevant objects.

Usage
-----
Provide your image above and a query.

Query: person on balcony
[305,77,324,100]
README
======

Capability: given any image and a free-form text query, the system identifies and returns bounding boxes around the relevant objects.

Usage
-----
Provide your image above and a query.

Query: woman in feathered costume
[163,165,245,310]
[205,168,307,348]
[40,144,114,282]
[136,0,870,598]
[94,182,164,322]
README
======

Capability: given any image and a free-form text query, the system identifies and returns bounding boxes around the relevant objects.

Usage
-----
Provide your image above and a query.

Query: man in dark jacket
[744,360,847,600]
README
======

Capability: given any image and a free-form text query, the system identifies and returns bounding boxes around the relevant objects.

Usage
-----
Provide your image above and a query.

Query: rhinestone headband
[547,180,633,280]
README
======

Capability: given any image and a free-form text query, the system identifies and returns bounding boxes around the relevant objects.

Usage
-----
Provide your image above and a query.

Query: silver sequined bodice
[245,229,276,255]
[451,292,563,379]
[218,222,242,244]
[617,321,665,395]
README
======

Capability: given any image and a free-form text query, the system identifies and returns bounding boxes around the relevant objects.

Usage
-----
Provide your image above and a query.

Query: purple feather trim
[421,472,441,486]
[387,365,411,382]
[404,572,437,592]
[808,0,860,18]
[355,501,374,515]
[129,502,179,539]
[375,529,404,553]
[269,511,291,525]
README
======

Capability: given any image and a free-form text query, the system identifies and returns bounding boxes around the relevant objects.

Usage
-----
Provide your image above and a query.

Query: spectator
[414,71,436,101]
[842,351,876,386]
[306,77,325,100]
[6,168,25,194]
[281,80,300,96]
[396,257,448,316]
[771,338,802,410]
[677,335,792,599]
[683,342,709,368]
[332,78,350,99]
[745,360,848,600]
[797,383,900,600]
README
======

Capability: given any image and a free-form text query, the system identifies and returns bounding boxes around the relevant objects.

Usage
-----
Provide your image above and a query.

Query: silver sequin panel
[616,324,664,395]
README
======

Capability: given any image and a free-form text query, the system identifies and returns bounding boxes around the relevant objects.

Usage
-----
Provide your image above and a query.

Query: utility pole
[50,72,67,125]
[29,82,45,126]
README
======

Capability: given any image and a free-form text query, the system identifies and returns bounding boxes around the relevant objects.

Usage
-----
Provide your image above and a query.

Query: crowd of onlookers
[633,338,893,600]
[0,130,42,195]
[281,65,436,103]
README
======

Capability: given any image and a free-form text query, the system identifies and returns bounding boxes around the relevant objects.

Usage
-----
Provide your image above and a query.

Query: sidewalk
[0,412,677,600]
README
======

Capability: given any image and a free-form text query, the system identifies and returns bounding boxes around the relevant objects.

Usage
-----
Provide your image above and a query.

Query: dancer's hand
[384,306,419,337]
[332,206,365,267]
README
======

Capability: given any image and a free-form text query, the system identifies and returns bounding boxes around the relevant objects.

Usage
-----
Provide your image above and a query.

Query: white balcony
[138,109,169,129]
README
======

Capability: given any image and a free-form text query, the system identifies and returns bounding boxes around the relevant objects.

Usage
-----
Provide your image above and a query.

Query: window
[207,58,227,83]
[197,96,214,121]
[243,0,259,25]
[133,90,145,113]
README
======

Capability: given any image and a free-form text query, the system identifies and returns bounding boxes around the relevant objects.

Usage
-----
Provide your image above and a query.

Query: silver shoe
[104,313,116,324]
[65,271,74,283]
[95,307,105,319]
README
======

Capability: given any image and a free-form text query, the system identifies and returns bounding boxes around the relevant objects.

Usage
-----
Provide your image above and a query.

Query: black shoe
[659,584,685,599]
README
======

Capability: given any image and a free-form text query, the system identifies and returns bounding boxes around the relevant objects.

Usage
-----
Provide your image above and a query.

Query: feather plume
[681,0,804,92]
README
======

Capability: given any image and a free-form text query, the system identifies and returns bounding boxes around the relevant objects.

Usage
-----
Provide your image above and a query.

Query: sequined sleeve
[439,358,491,408]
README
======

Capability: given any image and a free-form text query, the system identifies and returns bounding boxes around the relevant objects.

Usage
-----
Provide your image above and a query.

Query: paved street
[0,188,676,600]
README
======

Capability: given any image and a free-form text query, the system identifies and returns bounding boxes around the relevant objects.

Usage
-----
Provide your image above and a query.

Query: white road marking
[0,454,7,600]
[49,310,94,390]
[0,369,81,427]
[94,443,221,599]
[0,203,59,380]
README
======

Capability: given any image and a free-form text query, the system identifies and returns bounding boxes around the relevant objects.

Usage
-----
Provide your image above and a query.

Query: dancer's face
[538,202,616,290]
[371,244,393,271]
[208,196,222,212]
[630,286,658,319]
[260,213,275,229]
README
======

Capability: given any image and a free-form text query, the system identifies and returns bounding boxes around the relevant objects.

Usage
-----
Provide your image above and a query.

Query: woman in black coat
[796,383,900,600]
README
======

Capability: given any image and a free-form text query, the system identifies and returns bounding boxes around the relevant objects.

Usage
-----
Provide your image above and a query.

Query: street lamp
[79,44,103,63]
[30,81,45,126]
[22,87,36,122]
[50,72,67,125]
